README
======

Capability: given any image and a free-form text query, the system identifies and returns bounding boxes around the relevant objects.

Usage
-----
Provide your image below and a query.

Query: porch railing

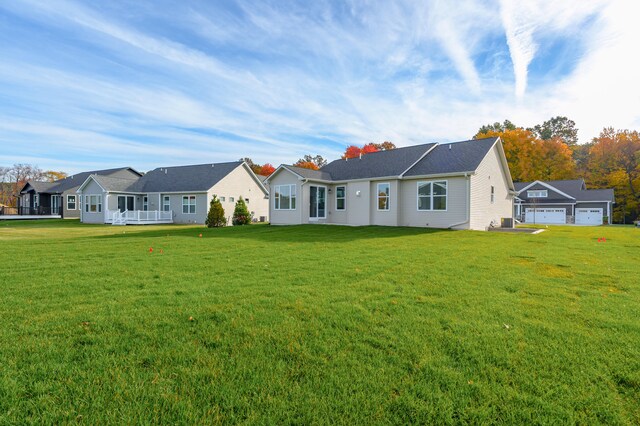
[107,210,173,225]
[0,206,61,216]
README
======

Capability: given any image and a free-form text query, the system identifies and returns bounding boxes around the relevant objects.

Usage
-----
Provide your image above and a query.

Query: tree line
[0,164,67,207]
[475,117,640,223]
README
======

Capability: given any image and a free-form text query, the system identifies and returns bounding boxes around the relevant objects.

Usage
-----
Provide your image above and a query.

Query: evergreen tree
[232,197,252,225]
[205,195,226,228]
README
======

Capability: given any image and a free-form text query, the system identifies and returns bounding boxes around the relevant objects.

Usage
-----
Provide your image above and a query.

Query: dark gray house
[514,179,615,225]
[19,167,141,218]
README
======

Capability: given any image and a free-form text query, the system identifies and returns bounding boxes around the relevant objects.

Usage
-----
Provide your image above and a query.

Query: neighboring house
[77,161,269,225]
[514,179,615,225]
[265,137,516,230]
[19,167,141,218]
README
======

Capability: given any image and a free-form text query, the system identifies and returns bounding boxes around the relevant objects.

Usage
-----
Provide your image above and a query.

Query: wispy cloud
[0,0,637,173]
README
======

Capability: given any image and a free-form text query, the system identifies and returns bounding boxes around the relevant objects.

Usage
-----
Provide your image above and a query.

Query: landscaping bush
[232,197,252,225]
[205,195,226,227]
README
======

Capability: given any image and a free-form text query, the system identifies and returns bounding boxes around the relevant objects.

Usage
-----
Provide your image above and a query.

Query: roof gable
[129,161,244,193]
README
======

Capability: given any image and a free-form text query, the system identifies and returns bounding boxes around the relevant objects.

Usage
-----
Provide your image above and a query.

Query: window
[230,197,235,203]
[143,196,148,211]
[377,183,390,211]
[182,195,196,214]
[274,185,296,210]
[86,195,102,213]
[220,196,225,202]
[34,194,39,208]
[245,198,249,203]
[527,190,548,198]
[67,195,76,210]
[163,196,170,212]
[417,181,447,211]
[336,186,346,210]
[490,186,495,204]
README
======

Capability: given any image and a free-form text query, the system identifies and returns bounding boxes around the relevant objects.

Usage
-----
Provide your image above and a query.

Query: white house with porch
[77,161,269,225]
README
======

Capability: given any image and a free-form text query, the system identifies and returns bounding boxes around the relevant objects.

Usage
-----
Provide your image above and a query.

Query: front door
[117,196,134,212]
[309,186,326,220]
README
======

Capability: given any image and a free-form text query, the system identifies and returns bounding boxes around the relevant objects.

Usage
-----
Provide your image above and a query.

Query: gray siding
[469,145,513,230]
[80,179,106,224]
[62,189,80,218]
[370,180,399,226]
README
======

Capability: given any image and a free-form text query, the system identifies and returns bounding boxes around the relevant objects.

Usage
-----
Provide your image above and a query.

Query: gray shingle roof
[129,161,245,192]
[515,179,615,202]
[284,165,333,181]
[25,181,57,193]
[318,143,437,181]
[92,175,140,192]
[39,167,140,193]
[403,137,498,177]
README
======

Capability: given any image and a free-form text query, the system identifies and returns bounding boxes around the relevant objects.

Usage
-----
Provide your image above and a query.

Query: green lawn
[1,220,639,424]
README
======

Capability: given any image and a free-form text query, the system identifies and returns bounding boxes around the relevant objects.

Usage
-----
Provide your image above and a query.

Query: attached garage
[575,208,603,225]
[525,208,566,224]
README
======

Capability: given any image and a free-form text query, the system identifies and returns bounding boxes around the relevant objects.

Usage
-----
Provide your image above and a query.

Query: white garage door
[575,208,603,225]
[525,208,566,224]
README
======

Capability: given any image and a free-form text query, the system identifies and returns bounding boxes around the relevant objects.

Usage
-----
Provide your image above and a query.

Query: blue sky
[0,0,638,174]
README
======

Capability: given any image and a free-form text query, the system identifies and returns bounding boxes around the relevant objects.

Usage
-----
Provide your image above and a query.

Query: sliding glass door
[309,186,326,219]
[117,195,134,212]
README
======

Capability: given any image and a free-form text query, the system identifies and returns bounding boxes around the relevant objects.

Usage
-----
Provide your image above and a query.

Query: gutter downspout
[300,179,308,224]
[448,172,470,229]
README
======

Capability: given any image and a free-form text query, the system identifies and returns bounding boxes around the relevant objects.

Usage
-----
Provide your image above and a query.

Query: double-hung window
[86,195,102,213]
[143,196,148,211]
[162,196,170,212]
[377,183,390,211]
[336,186,346,210]
[67,195,77,210]
[417,181,447,211]
[274,185,296,210]
[182,195,196,214]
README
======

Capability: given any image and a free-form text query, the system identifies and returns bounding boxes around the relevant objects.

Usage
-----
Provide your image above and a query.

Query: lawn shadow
[89,223,452,243]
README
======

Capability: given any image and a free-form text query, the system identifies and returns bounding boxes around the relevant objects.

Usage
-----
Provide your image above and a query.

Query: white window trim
[416,180,448,212]
[335,185,346,211]
[67,195,77,210]
[162,195,171,212]
[274,184,297,211]
[182,195,196,214]
[86,195,102,213]
[143,196,149,211]
[377,182,390,211]
[527,189,548,198]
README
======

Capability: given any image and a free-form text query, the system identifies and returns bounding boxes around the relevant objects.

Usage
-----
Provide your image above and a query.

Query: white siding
[469,144,513,230]
[209,164,269,225]
[370,180,399,226]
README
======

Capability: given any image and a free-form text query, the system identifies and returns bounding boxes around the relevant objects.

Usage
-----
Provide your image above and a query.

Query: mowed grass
[0,220,639,424]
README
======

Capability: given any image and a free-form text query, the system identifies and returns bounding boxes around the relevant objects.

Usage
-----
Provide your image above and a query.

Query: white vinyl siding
[274,184,296,210]
[182,195,196,214]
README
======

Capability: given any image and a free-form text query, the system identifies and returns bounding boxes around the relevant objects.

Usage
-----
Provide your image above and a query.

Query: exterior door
[575,208,603,225]
[117,196,134,212]
[525,208,566,224]
[51,195,60,214]
[309,186,326,220]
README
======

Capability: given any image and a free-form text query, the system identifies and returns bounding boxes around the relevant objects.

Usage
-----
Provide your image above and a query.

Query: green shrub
[232,197,252,226]
[205,195,226,228]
